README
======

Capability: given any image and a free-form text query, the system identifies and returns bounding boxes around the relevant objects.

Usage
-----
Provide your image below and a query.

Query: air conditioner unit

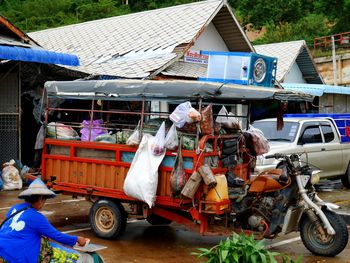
[199,51,277,88]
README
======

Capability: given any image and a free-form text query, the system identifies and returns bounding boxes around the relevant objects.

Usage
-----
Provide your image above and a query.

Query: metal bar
[0,113,20,115]
[18,63,21,163]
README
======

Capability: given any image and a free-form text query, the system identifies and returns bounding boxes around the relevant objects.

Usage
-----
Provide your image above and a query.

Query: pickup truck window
[252,121,299,142]
[300,126,323,144]
[321,125,335,143]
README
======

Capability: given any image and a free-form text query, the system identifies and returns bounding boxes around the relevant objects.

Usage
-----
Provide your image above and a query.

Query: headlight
[310,170,321,185]
[253,58,266,83]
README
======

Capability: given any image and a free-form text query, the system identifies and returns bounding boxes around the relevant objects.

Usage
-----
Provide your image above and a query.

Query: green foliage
[0,0,348,44]
[230,0,305,29]
[193,233,302,263]
[253,14,330,46]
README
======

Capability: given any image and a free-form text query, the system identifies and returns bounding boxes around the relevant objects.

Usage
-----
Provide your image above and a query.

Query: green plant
[193,233,302,263]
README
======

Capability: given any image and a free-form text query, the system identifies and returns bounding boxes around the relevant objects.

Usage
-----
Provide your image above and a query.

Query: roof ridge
[30,0,221,34]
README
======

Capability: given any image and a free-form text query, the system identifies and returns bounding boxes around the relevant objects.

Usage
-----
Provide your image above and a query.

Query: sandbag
[123,134,166,207]
[2,160,22,190]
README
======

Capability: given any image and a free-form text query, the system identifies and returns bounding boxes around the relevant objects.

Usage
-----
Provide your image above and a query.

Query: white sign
[184,50,208,64]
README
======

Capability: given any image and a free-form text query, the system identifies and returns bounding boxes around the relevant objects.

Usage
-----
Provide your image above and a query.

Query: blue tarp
[0,45,80,66]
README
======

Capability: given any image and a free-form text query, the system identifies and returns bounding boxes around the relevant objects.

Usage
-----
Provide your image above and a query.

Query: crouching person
[0,178,88,262]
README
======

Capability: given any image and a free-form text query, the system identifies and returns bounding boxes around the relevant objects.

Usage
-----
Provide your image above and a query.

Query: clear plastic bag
[2,160,22,190]
[186,108,201,123]
[151,121,166,155]
[170,141,187,197]
[126,122,141,146]
[164,124,178,150]
[169,102,192,128]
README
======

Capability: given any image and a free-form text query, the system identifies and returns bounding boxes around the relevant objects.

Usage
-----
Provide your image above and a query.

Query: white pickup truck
[253,117,350,188]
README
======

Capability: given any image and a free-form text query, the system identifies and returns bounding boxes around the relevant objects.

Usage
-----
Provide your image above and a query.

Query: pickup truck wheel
[341,163,350,188]
[90,199,127,239]
[146,214,172,225]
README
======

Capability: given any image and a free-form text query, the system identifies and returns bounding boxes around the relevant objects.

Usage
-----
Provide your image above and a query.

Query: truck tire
[90,199,127,239]
[341,163,350,188]
[146,214,172,225]
[300,210,348,257]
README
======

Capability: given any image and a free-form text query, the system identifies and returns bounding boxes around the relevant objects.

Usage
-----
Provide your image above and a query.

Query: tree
[253,14,330,45]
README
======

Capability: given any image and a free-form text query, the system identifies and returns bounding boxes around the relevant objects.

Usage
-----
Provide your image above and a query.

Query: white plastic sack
[164,124,178,150]
[169,102,192,128]
[2,160,22,190]
[151,122,166,155]
[123,134,166,207]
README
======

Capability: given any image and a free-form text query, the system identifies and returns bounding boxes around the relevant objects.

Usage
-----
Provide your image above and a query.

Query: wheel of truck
[90,199,127,239]
[146,214,172,225]
[341,163,350,188]
[300,210,348,257]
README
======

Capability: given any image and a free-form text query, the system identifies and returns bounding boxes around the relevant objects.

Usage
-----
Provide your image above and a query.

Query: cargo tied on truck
[34,79,313,239]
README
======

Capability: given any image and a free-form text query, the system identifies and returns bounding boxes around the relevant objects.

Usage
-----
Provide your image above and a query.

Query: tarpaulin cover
[0,45,80,66]
[44,79,314,102]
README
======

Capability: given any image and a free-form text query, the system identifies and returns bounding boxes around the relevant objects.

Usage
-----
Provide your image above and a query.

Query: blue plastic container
[199,51,277,87]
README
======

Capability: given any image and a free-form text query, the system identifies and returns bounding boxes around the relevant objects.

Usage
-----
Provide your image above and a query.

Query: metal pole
[332,36,337,86]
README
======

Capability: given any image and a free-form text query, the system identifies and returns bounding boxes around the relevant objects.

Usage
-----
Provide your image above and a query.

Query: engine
[247,196,276,231]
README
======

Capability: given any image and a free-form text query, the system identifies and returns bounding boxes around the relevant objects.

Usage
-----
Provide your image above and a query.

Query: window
[321,125,334,143]
[301,126,322,144]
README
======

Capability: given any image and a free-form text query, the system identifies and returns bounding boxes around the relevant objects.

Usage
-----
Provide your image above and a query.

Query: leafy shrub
[193,233,302,263]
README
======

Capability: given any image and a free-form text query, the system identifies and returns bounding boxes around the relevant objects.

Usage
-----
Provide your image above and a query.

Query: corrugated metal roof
[29,0,252,78]
[254,40,323,84]
[162,61,207,78]
[282,83,350,96]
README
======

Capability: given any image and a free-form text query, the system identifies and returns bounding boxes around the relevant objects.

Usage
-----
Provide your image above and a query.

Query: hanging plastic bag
[200,104,214,135]
[169,102,192,128]
[170,139,187,197]
[244,125,270,155]
[123,134,166,207]
[151,122,166,155]
[126,122,141,146]
[80,119,107,142]
[2,160,22,190]
[186,108,201,123]
[164,124,178,150]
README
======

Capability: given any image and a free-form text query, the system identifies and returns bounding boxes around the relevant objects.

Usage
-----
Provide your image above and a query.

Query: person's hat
[18,178,56,199]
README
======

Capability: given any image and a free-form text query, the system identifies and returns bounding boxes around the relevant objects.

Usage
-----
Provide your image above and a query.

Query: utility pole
[331,36,337,86]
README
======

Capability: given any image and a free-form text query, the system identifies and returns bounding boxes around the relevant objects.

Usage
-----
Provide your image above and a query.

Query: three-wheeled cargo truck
[38,79,313,239]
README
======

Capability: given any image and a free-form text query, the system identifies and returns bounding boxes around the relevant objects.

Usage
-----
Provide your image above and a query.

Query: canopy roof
[44,79,313,102]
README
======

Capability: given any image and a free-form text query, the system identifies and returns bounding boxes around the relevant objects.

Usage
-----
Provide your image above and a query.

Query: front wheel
[300,210,348,256]
[90,199,127,239]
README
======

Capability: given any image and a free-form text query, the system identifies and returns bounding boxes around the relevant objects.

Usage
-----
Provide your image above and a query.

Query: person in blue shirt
[0,178,88,263]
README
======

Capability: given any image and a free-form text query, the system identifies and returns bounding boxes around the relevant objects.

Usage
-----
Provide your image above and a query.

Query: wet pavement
[1,182,350,263]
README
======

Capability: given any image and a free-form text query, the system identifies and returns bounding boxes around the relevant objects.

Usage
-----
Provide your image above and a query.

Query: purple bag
[80,119,107,142]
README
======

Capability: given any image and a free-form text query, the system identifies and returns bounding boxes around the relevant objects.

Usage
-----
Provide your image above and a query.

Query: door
[0,70,20,164]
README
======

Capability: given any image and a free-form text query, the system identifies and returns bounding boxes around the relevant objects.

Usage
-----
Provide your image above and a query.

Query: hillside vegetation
[0,0,349,45]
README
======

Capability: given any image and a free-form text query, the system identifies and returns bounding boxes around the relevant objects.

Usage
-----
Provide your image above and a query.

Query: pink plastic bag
[80,119,108,142]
